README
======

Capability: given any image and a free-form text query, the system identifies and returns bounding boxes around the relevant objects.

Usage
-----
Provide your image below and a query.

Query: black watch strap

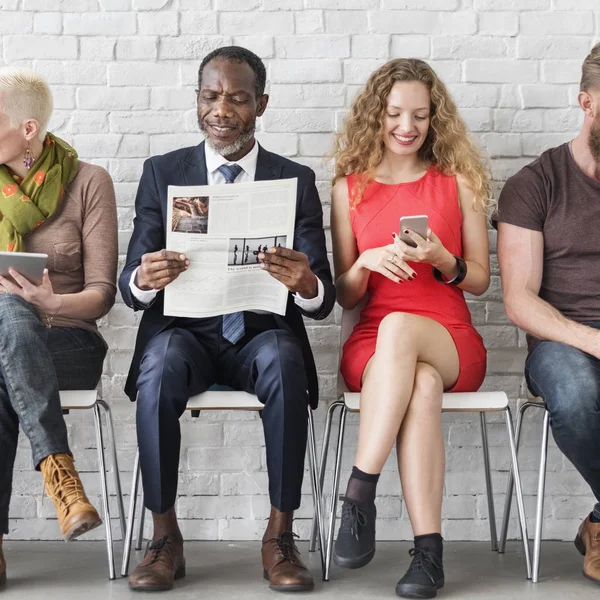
[433,256,467,285]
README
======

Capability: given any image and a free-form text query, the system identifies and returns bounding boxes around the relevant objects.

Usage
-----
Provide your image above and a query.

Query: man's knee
[527,341,600,425]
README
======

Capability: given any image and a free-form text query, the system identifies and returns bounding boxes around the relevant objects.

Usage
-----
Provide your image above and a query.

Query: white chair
[498,396,549,583]
[308,306,532,581]
[120,389,326,580]
[59,389,126,580]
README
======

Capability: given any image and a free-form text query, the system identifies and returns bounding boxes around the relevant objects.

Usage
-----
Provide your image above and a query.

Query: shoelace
[265,531,302,565]
[407,547,443,583]
[145,536,174,566]
[339,496,368,541]
[42,455,85,507]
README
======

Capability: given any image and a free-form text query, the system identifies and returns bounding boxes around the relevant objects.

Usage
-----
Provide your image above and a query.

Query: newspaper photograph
[164,178,297,318]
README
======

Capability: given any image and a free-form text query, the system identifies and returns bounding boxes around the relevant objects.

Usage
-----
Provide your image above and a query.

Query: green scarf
[0,133,79,252]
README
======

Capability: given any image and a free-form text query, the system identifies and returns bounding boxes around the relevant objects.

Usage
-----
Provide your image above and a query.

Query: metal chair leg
[98,399,126,540]
[121,449,140,577]
[307,407,326,579]
[324,405,347,582]
[499,402,540,553]
[532,410,550,584]
[504,406,532,580]
[93,403,115,580]
[309,400,342,553]
[136,490,146,551]
[480,412,498,551]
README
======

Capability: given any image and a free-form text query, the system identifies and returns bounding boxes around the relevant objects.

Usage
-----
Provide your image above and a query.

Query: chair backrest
[337,300,367,396]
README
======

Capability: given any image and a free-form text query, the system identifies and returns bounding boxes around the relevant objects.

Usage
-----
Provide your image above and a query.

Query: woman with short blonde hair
[331,58,491,598]
[0,68,118,588]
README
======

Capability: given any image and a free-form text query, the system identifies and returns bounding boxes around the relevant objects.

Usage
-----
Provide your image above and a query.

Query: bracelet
[432,256,467,285]
[44,295,64,329]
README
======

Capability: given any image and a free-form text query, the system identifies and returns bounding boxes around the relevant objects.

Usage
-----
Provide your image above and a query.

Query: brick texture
[2,1,595,543]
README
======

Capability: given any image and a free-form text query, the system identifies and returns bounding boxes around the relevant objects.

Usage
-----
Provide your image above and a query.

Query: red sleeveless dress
[340,166,487,393]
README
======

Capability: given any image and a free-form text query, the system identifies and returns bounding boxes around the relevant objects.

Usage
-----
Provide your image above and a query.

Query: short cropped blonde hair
[581,42,600,92]
[0,67,53,140]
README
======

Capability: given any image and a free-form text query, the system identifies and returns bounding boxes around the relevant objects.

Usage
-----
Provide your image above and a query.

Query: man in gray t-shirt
[496,43,600,584]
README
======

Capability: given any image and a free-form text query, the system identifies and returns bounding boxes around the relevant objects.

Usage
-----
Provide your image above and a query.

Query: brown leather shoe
[40,453,102,541]
[262,531,314,592]
[0,542,6,588]
[575,515,600,584]
[129,535,186,592]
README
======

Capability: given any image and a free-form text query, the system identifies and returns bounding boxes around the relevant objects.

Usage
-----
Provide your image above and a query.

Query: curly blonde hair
[333,59,491,212]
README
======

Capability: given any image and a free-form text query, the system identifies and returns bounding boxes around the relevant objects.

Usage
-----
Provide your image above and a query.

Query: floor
[1,540,598,599]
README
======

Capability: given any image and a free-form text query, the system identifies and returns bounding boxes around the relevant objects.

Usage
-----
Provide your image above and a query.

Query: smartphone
[399,215,429,248]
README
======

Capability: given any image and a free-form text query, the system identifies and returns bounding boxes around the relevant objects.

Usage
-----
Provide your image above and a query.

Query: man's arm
[498,222,600,357]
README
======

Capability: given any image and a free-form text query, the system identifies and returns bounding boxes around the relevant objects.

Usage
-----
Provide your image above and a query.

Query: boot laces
[339,496,368,541]
[42,455,85,508]
[266,531,301,564]
[407,547,442,583]
[145,536,175,566]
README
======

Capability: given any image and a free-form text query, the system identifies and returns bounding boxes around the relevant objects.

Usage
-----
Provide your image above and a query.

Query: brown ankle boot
[0,541,6,588]
[40,453,102,541]
[575,515,600,584]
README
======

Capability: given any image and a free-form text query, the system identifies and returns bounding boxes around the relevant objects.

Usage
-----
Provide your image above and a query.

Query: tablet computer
[0,251,48,286]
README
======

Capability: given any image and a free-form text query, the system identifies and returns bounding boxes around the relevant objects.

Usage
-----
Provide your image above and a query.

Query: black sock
[414,533,444,562]
[345,466,380,505]
[590,511,600,523]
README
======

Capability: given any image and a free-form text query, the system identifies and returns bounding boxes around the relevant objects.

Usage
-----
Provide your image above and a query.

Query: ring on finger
[388,255,399,266]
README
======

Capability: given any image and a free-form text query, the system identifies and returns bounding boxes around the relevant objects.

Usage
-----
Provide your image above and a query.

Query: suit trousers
[135,316,310,514]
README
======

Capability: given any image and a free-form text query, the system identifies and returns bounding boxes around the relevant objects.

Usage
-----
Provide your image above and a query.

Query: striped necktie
[218,163,245,344]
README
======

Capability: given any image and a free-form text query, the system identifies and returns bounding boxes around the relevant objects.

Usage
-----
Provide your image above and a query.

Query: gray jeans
[0,295,106,534]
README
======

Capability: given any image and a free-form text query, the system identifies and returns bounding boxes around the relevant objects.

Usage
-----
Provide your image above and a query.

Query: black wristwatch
[432,256,467,285]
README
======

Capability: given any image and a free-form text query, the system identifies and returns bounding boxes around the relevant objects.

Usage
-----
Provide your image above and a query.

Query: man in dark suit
[119,46,335,593]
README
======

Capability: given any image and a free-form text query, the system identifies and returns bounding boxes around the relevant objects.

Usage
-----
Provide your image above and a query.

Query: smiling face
[381,80,431,158]
[197,58,268,161]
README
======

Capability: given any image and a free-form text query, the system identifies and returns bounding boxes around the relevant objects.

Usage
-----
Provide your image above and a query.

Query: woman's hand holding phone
[394,226,452,270]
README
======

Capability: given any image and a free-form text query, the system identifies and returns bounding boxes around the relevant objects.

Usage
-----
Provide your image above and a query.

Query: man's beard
[198,117,256,158]
[589,116,600,162]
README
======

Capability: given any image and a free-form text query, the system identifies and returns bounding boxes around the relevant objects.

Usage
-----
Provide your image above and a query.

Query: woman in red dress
[331,59,492,598]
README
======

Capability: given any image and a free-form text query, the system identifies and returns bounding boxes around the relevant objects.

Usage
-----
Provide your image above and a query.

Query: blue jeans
[0,295,106,534]
[525,334,600,520]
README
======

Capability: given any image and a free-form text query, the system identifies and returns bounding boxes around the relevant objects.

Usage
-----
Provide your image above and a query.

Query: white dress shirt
[129,141,325,312]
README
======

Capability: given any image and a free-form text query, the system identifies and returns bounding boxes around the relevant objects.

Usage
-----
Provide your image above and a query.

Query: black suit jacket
[119,142,335,408]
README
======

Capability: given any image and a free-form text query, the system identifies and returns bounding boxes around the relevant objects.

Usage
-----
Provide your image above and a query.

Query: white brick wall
[2,0,596,542]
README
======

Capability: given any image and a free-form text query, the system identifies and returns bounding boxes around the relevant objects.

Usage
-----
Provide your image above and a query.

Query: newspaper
[164,178,297,318]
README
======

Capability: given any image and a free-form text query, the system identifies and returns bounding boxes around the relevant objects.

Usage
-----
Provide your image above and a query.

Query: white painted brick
[116,36,158,61]
[149,133,203,155]
[179,11,218,35]
[542,60,583,85]
[33,61,107,86]
[511,109,544,133]
[324,10,368,34]
[262,109,334,133]
[370,10,439,34]
[343,59,387,85]
[270,59,342,83]
[80,37,116,61]
[352,35,389,59]
[390,35,430,59]
[133,0,170,8]
[439,12,478,35]
[464,60,538,84]
[214,0,260,9]
[254,132,297,156]
[520,85,569,108]
[268,84,346,108]
[474,0,549,8]
[383,0,458,7]
[33,12,62,34]
[522,132,573,157]
[178,0,211,8]
[447,83,498,108]
[432,36,507,60]
[263,0,302,8]
[64,12,136,35]
[77,86,149,110]
[232,36,274,59]
[478,11,518,36]
[137,11,179,35]
[0,0,19,7]
[110,111,186,134]
[295,10,323,34]
[306,0,377,8]
[427,60,462,83]
[108,63,179,86]
[159,36,230,60]
[520,12,593,36]
[220,12,294,35]
[4,35,78,61]
[542,109,583,133]
[100,0,132,9]
[0,12,32,34]
[299,133,335,156]
[276,35,350,59]
[517,36,592,60]
[461,108,492,133]
[151,86,195,111]
[23,0,98,9]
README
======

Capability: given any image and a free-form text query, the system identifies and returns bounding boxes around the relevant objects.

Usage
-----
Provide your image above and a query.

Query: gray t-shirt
[494,143,600,323]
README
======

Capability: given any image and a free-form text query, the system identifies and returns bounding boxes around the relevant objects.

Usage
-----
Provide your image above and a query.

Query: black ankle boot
[333,496,376,569]
[395,546,444,598]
